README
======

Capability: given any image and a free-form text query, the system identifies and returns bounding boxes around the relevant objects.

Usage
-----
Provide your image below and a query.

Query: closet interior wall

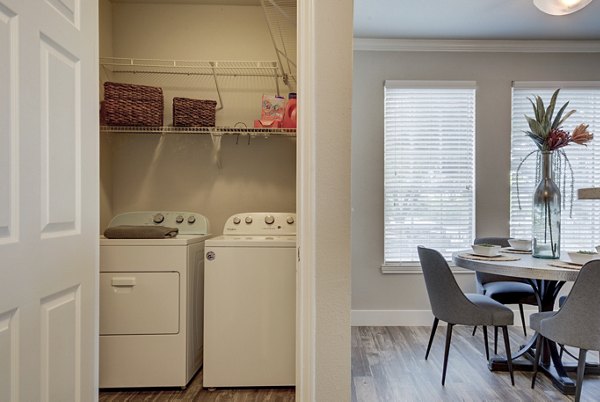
[99,0,296,233]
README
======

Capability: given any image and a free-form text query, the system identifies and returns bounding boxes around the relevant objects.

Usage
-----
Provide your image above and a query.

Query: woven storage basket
[173,97,217,127]
[104,82,163,101]
[104,99,164,127]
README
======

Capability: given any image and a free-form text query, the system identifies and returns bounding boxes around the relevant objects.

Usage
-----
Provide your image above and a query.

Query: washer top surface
[101,211,212,246]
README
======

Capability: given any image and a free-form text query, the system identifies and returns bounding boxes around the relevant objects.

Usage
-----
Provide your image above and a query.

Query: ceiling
[353,0,600,40]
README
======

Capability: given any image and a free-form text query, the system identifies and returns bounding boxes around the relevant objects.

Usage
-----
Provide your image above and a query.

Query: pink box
[261,95,286,121]
[254,119,282,128]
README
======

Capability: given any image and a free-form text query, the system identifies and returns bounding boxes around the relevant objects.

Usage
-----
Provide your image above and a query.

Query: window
[384,81,476,265]
[510,83,600,250]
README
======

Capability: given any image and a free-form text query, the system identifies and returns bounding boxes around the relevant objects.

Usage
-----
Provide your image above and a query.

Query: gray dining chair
[417,246,515,386]
[472,237,537,353]
[530,260,600,402]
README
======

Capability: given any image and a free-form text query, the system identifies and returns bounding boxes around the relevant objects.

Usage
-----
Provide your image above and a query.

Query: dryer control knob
[187,215,196,224]
[175,215,184,224]
[286,216,295,224]
[233,217,241,225]
[153,213,165,224]
[245,216,253,224]
[265,215,275,225]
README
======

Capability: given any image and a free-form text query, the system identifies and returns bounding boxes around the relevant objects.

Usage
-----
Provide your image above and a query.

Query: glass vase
[532,151,561,259]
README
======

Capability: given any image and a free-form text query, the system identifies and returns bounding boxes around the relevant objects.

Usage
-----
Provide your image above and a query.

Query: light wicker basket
[173,97,217,127]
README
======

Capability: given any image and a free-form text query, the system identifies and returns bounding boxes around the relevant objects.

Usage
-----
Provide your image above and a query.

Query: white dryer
[99,211,212,388]
[203,212,296,388]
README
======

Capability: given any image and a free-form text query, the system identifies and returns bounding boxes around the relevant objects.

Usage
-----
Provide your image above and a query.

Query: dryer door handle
[111,277,137,287]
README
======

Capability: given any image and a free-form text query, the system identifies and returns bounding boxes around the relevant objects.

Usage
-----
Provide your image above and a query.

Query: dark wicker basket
[104,82,163,101]
[173,97,217,127]
[103,99,164,127]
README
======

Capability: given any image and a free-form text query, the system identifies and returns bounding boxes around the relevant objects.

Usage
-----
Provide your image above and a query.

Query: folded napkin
[103,225,179,239]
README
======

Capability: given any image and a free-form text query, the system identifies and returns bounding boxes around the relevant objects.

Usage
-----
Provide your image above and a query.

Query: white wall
[101,3,296,233]
[352,48,600,323]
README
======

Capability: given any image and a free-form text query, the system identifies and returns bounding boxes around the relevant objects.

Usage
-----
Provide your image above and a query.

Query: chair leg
[425,317,439,360]
[441,324,454,386]
[531,335,543,389]
[472,325,477,336]
[494,326,498,354]
[482,325,489,361]
[501,326,515,386]
[518,303,527,337]
[575,349,588,402]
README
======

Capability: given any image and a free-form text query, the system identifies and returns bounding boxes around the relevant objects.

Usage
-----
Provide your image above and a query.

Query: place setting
[458,243,522,262]
[500,238,533,254]
[548,249,600,270]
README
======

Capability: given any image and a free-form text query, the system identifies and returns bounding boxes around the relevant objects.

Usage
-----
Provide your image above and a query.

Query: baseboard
[351,308,537,326]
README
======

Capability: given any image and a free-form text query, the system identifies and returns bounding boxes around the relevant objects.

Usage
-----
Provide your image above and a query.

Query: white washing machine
[99,211,212,388]
[203,212,296,388]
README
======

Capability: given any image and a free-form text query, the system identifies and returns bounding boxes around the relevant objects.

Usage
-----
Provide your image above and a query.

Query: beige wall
[352,49,600,315]
[101,3,296,233]
[310,0,352,400]
[99,0,113,233]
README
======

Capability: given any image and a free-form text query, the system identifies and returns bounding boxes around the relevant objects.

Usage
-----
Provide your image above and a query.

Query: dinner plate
[468,252,503,258]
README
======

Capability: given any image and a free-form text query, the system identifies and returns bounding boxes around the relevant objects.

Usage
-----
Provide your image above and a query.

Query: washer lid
[106,211,210,236]
[205,235,296,248]
[100,234,213,246]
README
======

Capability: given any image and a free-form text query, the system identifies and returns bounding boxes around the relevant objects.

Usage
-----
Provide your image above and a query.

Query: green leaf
[525,115,546,137]
[525,132,544,149]
[556,109,576,128]
[552,101,570,129]
[535,95,545,122]
[545,89,560,123]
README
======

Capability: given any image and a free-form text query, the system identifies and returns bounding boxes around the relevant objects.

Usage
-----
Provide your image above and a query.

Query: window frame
[382,80,477,272]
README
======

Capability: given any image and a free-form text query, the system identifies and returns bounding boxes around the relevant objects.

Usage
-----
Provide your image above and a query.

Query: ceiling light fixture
[533,0,593,15]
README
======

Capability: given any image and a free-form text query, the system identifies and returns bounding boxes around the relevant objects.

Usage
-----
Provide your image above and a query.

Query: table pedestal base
[489,343,600,395]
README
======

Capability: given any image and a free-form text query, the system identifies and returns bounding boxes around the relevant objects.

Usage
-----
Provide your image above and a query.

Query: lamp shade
[534,0,593,15]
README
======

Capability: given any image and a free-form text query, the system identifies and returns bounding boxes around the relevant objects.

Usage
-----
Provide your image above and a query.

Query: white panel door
[0,0,98,401]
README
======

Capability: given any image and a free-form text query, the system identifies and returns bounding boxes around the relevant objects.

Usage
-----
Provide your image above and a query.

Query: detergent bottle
[282,92,297,129]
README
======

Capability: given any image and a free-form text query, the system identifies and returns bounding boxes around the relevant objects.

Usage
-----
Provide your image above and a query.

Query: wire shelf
[100,125,297,137]
[100,57,281,78]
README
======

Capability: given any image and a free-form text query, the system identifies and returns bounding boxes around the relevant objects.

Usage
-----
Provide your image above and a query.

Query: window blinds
[510,83,600,250]
[384,81,476,264]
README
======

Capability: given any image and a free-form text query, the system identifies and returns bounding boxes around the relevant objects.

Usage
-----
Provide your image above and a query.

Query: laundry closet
[98,0,297,393]
[99,0,297,234]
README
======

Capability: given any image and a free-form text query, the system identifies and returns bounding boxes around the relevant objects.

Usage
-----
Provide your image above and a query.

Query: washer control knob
[233,217,241,225]
[153,213,165,224]
[175,215,184,224]
[187,215,196,224]
[286,216,295,224]
[265,215,275,225]
[245,216,253,224]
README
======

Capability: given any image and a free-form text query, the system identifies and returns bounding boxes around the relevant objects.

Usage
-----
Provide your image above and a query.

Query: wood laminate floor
[99,325,600,401]
[352,326,600,402]
[98,370,295,402]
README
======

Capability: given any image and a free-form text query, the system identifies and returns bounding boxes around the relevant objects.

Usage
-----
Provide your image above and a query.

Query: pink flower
[547,128,570,151]
[570,123,594,146]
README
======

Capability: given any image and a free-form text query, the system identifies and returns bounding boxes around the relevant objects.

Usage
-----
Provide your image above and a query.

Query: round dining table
[452,250,597,396]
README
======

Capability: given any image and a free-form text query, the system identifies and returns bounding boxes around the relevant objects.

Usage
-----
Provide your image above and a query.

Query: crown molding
[353,38,600,53]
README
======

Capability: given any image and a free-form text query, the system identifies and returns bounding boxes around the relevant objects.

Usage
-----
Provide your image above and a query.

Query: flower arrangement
[516,89,594,216]
[524,88,593,151]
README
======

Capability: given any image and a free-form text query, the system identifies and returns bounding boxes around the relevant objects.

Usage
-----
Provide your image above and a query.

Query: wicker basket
[173,97,217,127]
[104,82,163,102]
[103,99,164,127]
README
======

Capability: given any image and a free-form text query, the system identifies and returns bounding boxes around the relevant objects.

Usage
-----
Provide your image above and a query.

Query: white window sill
[381,263,475,274]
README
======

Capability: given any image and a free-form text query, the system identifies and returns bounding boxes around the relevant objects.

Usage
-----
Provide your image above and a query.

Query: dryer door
[100,272,180,335]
